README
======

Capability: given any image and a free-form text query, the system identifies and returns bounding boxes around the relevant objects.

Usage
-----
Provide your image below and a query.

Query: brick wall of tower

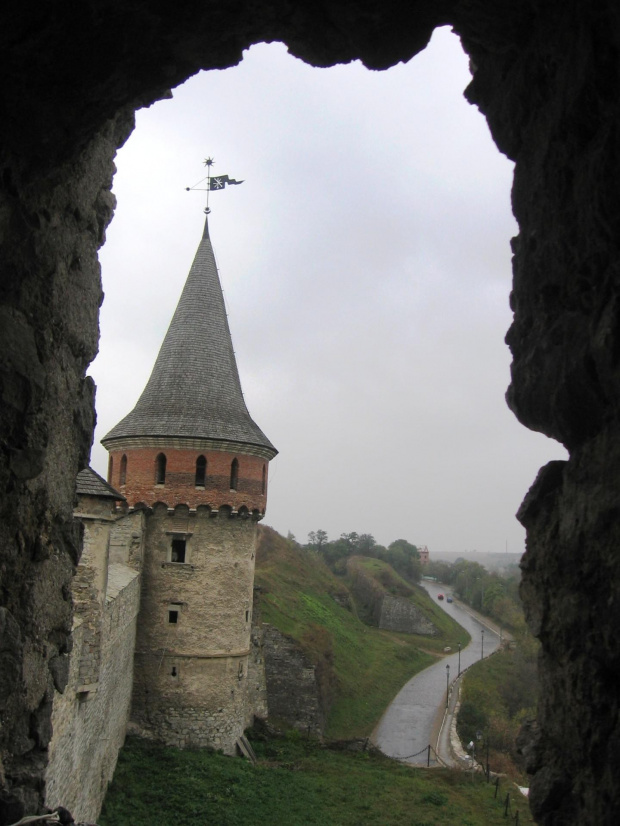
[130,505,258,753]
[107,446,268,512]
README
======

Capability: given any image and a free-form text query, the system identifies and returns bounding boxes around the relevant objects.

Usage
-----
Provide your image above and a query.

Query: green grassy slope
[255,527,469,739]
[457,641,538,783]
[100,736,534,826]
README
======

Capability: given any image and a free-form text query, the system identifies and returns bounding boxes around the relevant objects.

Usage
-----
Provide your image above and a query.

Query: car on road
[437,593,444,600]
[446,596,453,603]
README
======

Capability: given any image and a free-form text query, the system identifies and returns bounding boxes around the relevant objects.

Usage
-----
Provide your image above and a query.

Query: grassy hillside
[255,527,469,739]
[457,638,538,783]
[100,735,534,826]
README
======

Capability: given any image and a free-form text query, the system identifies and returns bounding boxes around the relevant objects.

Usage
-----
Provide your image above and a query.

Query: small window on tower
[262,464,266,494]
[168,609,179,624]
[171,665,178,677]
[195,455,206,487]
[230,458,239,491]
[155,453,166,485]
[245,610,250,623]
[171,539,186,563]
[107,455,113,484]
[120,454,127,486]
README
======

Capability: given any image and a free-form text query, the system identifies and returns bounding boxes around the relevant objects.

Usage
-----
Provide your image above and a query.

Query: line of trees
[425,558,525,634]
[305,530,422,584]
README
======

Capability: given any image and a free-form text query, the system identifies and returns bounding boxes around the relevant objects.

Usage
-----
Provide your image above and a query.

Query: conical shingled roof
[102,217,276,456]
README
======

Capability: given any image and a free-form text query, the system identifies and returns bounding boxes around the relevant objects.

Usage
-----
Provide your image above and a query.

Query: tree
[340,532,359,549]
[425,560,454,583]
[356,533,377,556]
[383,539,422,583]
[307,529,328,551]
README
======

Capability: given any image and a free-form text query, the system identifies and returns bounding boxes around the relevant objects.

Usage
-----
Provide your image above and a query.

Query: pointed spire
[102,218,276,457]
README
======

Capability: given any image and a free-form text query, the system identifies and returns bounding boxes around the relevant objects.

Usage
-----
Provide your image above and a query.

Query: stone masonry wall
[379,595,439,636]
[72,497,116,690]
[108,510,146,569]
[246,588,268,726]
[131,654,250,753]
[131,508,258,754]
[46,565,140,822]
[261,624,324,736]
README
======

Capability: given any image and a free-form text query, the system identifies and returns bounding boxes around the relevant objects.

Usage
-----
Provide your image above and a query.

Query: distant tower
[102,212,277,752]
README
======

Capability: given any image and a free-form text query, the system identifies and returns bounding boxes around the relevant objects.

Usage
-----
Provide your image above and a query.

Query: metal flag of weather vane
[185,157,244,214]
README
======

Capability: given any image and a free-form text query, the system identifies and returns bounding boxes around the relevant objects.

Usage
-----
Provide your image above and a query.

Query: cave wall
[454,5,620,822]
[1,1,620,824]
[0,118,133,822]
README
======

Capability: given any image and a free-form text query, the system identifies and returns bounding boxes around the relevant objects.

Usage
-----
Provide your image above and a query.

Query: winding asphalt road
[370,580,501,765]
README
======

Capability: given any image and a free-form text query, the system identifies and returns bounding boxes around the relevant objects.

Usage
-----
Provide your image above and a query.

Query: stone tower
[102,214,277,752]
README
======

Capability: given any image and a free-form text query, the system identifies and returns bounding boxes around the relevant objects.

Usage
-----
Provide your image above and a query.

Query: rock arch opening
[91,31,564,561]
[1,4,620,824]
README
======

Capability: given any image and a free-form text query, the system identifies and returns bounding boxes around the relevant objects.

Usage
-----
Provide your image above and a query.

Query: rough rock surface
[1,2,620,824]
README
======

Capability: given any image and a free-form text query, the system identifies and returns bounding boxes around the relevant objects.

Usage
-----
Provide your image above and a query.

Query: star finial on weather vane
[186,157,244,215]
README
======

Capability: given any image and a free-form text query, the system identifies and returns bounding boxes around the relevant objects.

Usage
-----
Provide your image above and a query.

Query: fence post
[504,792,510,817]
[515,811,519,825]
[427,744,431,767]
[494,777,500,799]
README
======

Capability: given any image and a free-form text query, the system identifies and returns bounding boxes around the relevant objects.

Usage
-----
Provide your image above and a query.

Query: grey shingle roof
[76,467,125,500]
[102,217,276,455]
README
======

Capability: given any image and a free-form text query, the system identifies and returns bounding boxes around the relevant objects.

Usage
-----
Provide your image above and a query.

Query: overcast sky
[90,27,566,556]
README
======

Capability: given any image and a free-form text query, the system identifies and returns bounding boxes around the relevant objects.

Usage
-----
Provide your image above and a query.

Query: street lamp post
[467,740,475,775]
[475,730,483,776]
[481,629,485,660]
[458,642,461,676]
[446,664,450,708]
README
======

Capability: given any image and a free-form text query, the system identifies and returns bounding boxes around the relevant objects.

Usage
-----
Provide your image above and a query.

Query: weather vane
[186,157,244,214]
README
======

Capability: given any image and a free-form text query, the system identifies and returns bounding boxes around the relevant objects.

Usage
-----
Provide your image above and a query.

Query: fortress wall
[45,565,140,822]
[246,588,269,726]
[379,595,438,636]
[108,510,146,568]
[261,624,324,736]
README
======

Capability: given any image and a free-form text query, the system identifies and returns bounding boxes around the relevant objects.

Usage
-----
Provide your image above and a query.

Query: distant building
[418,545,429,564]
